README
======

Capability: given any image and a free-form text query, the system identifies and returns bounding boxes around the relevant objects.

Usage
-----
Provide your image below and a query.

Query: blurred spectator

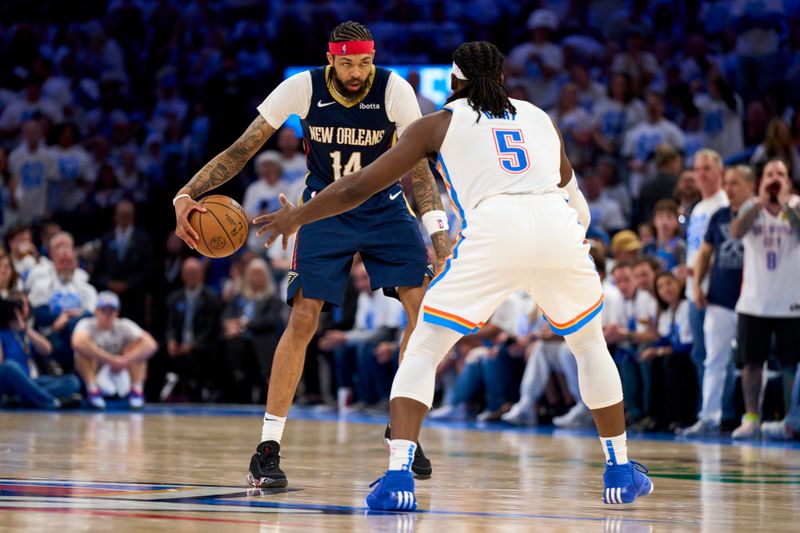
[639,271,697,430]
[550,83,594,170]
[637,143,683,225]
[731,0,786,102]
[319,262,404,411]
[29,246,97,372]
[0,146,19,233]
[604,261,658,423]
[609,230,642,264]
[730,159,800,439]
[0,254,21,298]
[584,171,626,233]
[72,291,158,409]
[8,120,56,223]
[750,118,800,183]
[684,150,728,390]
[744,100,770,148]
[0,76,63,136]
[164,258,221,402]
[682,165,754,437]
[596,156,632,222]
[93,201,154,326]
[91,162,125,212]
[631,256,659,298]
[645,199,686,272]
[622,91,685,197]
[695,73,744,158]
[674,168,701,231]
[275,127,308,188]
[50,122,93,213]
[25,231,90,291]
[243,151,289,252]
[508,9,563,109]
[6,223,40,285]
[593,72,645,155]
[407,70,437,116]
[612,26,658,95]
[431,291,532,421]
[163,232,188,297]
[220,258,284,403]
[505,251,613,428]
[0,297,80,409]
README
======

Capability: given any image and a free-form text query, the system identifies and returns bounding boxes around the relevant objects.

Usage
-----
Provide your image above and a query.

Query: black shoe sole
[247,472,289,488]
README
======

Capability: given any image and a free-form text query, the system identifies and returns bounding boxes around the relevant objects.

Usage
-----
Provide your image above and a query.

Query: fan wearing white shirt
[683,149,728,393]
[243,151,290,252]
[72,291,158,410]
[8,120,57,223]
[730,159,800,440]
[622,91,685,198]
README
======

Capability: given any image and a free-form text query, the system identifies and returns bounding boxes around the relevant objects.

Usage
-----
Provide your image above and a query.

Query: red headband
[328,40,374,56]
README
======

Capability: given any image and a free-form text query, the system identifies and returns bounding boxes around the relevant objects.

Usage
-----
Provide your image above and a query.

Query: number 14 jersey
[257,65,421,195]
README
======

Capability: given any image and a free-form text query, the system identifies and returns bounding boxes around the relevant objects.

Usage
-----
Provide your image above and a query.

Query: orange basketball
[188,195,249,258]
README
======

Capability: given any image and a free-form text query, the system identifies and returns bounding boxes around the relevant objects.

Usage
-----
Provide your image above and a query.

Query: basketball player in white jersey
[255,41,653,509]
[730,158,800,439]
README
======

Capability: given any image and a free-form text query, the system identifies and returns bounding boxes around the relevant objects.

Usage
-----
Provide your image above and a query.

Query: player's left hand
[254,194,300,250]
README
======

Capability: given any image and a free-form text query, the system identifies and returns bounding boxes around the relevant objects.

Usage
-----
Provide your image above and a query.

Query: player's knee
[564,316,605,356]
[287,303,321,337]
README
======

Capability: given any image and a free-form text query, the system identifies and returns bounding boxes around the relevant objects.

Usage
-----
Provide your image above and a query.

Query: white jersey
[436,98,561,221]
[685,189,729,301]
[736,197,800,318]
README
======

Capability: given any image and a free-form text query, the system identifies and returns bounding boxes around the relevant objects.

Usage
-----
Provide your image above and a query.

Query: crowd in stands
[1,1,800,441]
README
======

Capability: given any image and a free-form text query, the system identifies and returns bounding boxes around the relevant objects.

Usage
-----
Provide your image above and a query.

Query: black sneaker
[247,440,288,488]
[384,425,433,479]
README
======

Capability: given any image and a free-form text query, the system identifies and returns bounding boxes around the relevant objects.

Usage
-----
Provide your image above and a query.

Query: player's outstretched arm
[255,111,451,249]
[173,116,275,249]
[410,161,451,272]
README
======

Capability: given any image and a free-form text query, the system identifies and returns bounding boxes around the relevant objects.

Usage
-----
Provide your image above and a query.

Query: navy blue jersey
[704,206,744,309]
[301,66,396,193]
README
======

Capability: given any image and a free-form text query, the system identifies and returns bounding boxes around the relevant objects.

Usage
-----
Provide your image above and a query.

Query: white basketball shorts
[422,192,604,336]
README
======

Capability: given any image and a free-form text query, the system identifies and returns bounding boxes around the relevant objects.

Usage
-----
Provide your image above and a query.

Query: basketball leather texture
[188,195,249,258]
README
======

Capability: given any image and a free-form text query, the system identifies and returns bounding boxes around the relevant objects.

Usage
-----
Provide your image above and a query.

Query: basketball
[188,195,249,258]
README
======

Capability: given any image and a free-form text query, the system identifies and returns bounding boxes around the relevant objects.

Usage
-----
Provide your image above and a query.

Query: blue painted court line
[173,496,701,525]
[3,403,800,450]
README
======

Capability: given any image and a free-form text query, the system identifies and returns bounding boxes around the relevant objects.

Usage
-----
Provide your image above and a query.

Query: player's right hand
[174,196,207,250]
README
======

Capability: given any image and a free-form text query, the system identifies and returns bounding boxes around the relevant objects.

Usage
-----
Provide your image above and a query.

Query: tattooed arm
[174,116,275,248]
[411,160,451,272]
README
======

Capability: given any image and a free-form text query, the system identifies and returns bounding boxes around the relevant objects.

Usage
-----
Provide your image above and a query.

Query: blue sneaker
[602,461,654,504]
[366,470,417,511]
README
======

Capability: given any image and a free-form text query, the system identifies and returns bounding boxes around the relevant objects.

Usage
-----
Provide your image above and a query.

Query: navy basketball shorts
[287,186,432,308]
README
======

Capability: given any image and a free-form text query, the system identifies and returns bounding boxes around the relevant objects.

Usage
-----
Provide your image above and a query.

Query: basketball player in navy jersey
[173,22,450,487]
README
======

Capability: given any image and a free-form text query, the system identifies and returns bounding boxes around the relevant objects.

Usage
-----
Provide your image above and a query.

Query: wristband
[172,194,192,206]
[421,210,449,235]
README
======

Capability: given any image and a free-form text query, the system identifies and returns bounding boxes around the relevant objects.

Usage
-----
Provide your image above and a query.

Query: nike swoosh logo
[317,100,336,108]
[389,191,403,200]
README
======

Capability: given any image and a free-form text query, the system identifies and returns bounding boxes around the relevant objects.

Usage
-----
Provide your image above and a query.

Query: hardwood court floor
[1,406,799,532]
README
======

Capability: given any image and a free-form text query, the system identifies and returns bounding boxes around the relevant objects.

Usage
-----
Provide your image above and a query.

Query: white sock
[388,439,416,471]
[132,382,143,393]
[600,432,628,465]
[261,412,287,444]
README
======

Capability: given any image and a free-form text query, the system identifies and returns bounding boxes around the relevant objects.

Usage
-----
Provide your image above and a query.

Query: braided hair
[445,41,516,122]
[329,21,373,43]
